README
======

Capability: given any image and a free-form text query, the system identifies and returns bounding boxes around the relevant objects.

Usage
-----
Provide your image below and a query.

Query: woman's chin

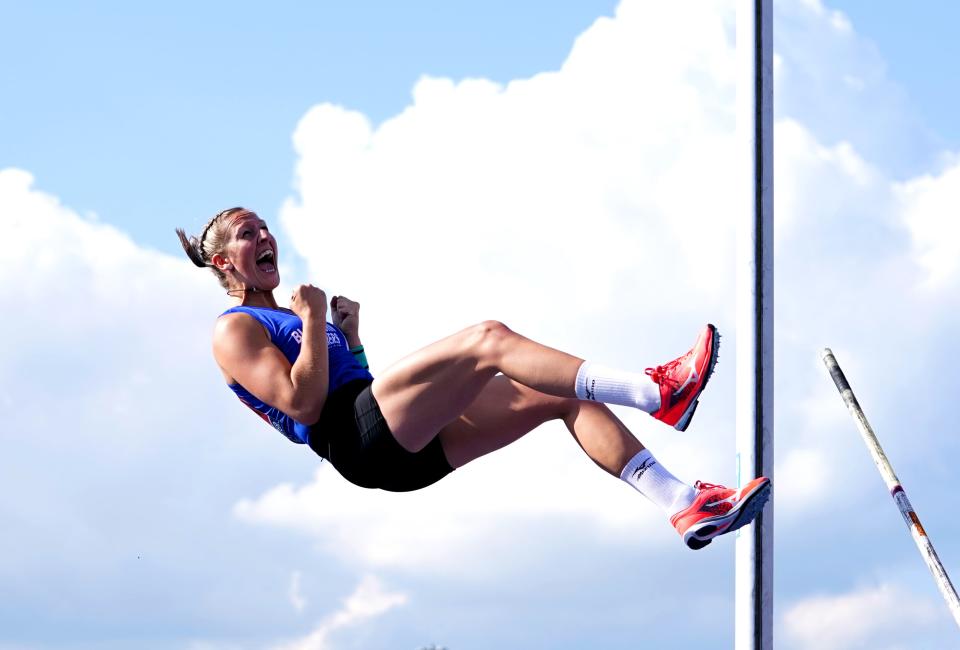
[261,278,281,291]
[255,269,281,290]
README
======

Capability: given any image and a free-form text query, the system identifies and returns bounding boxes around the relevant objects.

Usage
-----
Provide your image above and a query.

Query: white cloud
[281,0,740,347]
[896,158,960,289]
[0,167,224,408]
[774,117,885,251]
[775,447,829,511]
[270,575,407,650]
[781,583,939,650]
[234,438,671,574]
[0,168,327,637]
[794,0,852,34]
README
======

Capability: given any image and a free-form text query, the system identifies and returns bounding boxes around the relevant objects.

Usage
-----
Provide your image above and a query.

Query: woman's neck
[231,288,280,310]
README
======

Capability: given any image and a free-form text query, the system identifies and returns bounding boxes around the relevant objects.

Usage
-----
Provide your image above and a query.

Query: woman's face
[221,210,280,291]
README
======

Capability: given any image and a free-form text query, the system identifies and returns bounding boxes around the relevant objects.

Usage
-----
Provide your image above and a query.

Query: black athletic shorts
[308,379,454,492]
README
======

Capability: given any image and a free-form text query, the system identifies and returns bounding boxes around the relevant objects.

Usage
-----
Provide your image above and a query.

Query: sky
[3,1,960,648]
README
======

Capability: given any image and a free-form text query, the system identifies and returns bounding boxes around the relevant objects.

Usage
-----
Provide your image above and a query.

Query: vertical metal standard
[821,349,960,630]
[735,1,773,649]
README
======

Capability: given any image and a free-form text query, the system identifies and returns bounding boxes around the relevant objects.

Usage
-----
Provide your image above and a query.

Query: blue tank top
[220,305,373,445]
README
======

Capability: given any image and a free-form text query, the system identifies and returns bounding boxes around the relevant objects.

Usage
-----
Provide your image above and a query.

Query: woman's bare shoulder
[212,312,271,380]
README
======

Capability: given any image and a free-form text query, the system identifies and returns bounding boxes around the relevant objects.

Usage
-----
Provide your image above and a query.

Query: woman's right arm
[213,285,330,425]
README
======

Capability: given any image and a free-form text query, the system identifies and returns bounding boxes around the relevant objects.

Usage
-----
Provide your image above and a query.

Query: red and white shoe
[670,477,771,550]
[646,323,720,431]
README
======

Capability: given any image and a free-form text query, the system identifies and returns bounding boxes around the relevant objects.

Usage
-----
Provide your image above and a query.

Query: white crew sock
[620,449,696,516]
[574,360,661,413]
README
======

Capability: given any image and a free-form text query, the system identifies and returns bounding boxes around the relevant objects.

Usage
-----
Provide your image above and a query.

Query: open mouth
[256,249,276,273]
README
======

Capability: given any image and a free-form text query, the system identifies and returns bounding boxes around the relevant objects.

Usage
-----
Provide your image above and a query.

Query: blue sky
[828,1,960,145]
[0,1,617,251]
[3,2,960,649]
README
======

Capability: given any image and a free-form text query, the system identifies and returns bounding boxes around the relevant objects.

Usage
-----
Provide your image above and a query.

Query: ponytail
[175,207,245,289]
[175,228,208,268]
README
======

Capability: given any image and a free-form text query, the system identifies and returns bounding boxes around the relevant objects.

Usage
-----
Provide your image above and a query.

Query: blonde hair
[175,207,245,289]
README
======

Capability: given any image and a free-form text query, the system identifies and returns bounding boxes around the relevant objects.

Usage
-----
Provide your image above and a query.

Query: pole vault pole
[821,349,960,630]
[735,1,773,648]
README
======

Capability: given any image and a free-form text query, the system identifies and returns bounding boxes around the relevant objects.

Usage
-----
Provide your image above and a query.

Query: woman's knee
[467,320,513,366]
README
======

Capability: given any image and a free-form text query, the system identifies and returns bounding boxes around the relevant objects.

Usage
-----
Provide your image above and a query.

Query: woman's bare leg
[436,375,644,474]
[430,371,770,553]
[371,320,584,452]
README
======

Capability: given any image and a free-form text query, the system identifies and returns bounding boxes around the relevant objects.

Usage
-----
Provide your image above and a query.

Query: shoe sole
[674,324,720,432]
[683,479,771,550]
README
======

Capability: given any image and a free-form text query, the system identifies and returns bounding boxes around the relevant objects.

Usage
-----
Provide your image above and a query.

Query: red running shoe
[670,477,771,550]
[646,323,720,431]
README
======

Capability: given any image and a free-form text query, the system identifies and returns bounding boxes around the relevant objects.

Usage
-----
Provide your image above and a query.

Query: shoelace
[694,480,723,491]
[644,352,690,389]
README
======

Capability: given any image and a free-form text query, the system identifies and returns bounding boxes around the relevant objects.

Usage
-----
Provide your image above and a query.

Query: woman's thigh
[370,323,502,451]
[438,375,574,469]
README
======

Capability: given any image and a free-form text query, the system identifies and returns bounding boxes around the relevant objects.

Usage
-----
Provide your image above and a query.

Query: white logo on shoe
[713,494,738,507]
[702,493,738,513]
[673,363,699,397]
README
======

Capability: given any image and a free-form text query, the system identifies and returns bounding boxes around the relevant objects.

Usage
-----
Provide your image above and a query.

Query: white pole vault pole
[735,0,774,648]
[821,349,960,630]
